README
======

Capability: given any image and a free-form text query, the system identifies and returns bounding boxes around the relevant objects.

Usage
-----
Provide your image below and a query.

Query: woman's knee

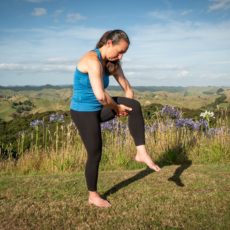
[117,97,141,108]
[127,98,142,112]
[131,98,141,107]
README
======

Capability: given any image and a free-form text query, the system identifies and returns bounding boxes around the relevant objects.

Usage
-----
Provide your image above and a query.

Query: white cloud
[0,63,27,71]
[147,9,193,22]
[209,60,230,65]
[148,10,174,21]
[52,9,63,22]
[209,0,230,11]
[125,19,230,85]
[124,64,188,72]
[181,10,193,16]
[177,70,190,77]
[0,19,230,86]
[66,13,86,23]
[0,63,75,72]
[31,8,47,16]
[46,57,73,64]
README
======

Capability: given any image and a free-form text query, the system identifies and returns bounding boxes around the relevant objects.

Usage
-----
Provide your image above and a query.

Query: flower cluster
[160,105,213,131]
[161,105,182,119]
[145,123,158,133]
[101,120,116,131]
[200,110,215,120]
[175,118,208,131]
[49,113,64,123]
[199,119,209,130]
[30,119,44,127]
[101,118,127,131]
[207,127,224,136]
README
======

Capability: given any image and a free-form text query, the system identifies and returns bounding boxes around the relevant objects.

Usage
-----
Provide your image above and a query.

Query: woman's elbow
[95,93,106,104]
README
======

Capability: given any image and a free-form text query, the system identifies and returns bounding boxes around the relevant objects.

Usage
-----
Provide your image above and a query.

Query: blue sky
[0,0,230,86]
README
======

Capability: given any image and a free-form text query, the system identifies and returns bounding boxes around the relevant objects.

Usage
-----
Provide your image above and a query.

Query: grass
[0,164,229,230]
[0,100,15,121]
[1,112,229,174]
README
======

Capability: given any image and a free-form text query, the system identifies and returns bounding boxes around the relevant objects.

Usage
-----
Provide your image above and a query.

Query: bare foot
[88,193,111,208]
[135,152,161,172]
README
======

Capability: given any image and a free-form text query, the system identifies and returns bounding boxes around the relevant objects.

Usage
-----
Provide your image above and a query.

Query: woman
[70,29,161,208]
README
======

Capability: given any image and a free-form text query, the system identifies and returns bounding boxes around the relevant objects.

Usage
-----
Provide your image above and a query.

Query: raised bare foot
[88,193,111,208]
[135,152,161,172]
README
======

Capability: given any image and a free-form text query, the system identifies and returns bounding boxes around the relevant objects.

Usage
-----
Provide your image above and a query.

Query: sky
[0,0,230,87]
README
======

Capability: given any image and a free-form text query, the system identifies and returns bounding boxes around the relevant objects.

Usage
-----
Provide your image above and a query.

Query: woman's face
[106,39,129,62]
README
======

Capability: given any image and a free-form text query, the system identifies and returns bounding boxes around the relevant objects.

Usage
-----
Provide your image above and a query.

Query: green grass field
[0,164,229,230]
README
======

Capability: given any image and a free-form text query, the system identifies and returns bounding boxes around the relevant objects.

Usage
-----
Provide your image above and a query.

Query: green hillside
[0,85,229,121]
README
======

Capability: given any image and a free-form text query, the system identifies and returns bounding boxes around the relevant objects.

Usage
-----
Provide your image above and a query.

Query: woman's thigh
[70,110,102,152]
[100,96,140,122]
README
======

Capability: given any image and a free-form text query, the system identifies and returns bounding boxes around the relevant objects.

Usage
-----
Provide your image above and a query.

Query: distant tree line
[0,84,72,91]
[0,85,215,93]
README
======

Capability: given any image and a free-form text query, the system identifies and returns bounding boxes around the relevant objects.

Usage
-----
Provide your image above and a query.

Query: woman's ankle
[88,191,100,198]
[136,145,148,154]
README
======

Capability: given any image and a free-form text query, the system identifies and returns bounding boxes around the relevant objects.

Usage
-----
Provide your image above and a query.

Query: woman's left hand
[116,104,132,117]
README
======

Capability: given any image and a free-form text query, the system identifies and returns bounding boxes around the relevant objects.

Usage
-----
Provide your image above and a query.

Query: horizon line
[0,84,229,88]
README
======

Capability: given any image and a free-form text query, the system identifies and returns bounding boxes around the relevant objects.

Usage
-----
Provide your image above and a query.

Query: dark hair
[96,29,130,75]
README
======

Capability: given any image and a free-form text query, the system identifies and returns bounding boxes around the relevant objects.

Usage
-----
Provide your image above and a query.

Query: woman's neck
[99,46,107,62]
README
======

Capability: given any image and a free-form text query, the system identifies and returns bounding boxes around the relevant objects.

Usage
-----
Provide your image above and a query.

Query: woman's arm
[87,57,132,115]
[113,64,134,99]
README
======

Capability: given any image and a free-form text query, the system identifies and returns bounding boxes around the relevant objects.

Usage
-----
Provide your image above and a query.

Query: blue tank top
[70,48,109,111]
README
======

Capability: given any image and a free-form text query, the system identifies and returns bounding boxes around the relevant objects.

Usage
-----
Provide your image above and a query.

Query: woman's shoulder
[81,50,100,63]
[77,50,101,72]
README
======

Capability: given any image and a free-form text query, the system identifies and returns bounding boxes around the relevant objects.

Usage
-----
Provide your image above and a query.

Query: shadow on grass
[157,143,193,187]
[102,143,194,199]
[167,160,192,187]
[101,167,154,199]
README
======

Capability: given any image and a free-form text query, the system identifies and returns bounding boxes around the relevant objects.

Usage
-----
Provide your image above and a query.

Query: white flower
[200,110,215,119]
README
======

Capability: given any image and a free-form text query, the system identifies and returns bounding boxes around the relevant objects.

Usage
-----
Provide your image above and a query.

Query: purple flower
[101,120,114,130]
[101,118,117,131]
[175,118,210,131]
[192,122,201,131]
[199,119,209,131]
[49,113,64,123]
[30,119,44,127]
[207,127,224,136]
[145,123,158,133]
[161,105,182,119]
[175,118,200,131]
[101,118,128,132]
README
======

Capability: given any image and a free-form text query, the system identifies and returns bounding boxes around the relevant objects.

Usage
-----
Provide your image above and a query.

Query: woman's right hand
[115,104,132,117]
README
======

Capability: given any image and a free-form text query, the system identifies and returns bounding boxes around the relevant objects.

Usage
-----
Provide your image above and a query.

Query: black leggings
[70,97,145,191]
